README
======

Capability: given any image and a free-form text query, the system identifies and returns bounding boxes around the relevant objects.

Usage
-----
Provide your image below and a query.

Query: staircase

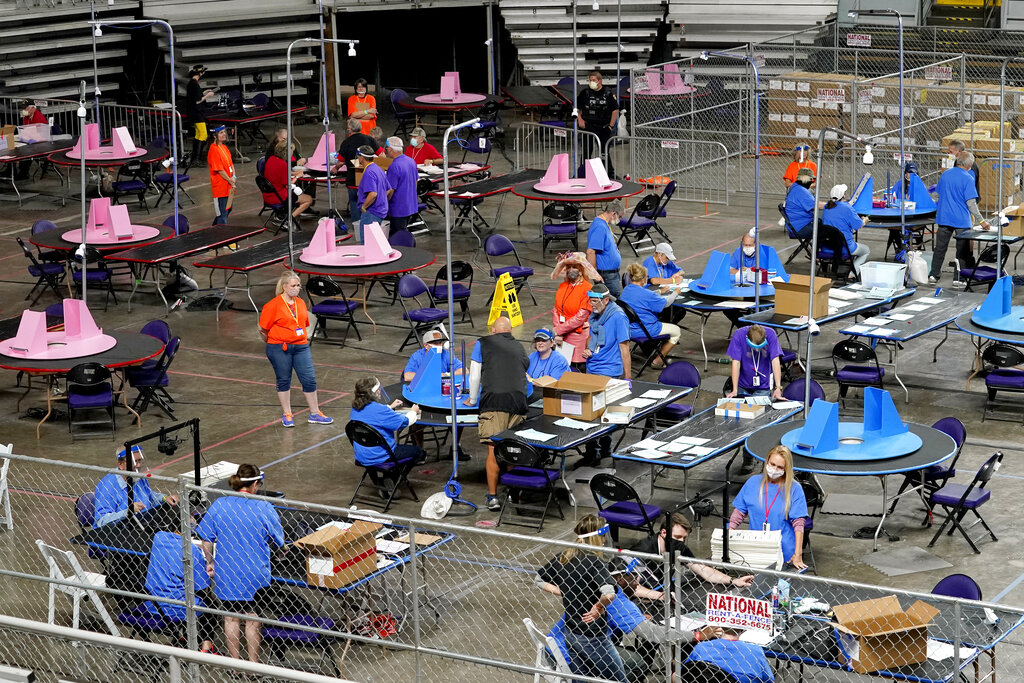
[669,0,837,49]
[926,0,1000,29]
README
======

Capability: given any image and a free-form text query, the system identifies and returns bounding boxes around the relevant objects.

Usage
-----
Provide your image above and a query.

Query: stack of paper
[710,528,783,568]
[605,379,632,404]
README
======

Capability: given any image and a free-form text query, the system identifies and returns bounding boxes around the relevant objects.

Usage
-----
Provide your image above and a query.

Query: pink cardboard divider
[69,123,101,157]
[86,197,112,238]
[0,299,118,360]
[537,153,570,188]
[108,204,135,240]
[299,219,401,266]
[83,126,147,160]
[533,154,622,194]
[112,127,137,157]
[304,132,338,172]
[61,197,160,244]
[445,71,462,95]
[663,64,684,89]
[646,69,663,93]
[439,76,457,101]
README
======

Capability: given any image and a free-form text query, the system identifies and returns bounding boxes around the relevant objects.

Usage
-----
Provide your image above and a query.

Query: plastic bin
[860,262,906,289]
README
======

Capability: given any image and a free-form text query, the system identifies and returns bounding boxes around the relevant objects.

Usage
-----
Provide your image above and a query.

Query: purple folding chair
[590,473,662,544]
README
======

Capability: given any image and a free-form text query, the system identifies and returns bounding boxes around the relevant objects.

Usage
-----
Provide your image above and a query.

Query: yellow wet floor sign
[487,272,523,327]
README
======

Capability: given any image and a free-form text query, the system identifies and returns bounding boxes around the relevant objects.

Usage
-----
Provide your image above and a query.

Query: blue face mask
[746,337,768,350]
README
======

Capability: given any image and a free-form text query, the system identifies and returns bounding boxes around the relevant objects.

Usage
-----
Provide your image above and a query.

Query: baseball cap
[796,167,815,180]
[655,243,675,260]
[533,328,554,341]
[830,184,848,200]
[904,160,919,175]
[422,329,445,345]
[587,283,611,299]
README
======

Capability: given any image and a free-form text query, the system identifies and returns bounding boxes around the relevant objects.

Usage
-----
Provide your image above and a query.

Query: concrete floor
[2,109,1024,681]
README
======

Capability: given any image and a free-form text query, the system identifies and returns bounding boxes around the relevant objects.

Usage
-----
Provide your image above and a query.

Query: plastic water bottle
[771,585,786,635]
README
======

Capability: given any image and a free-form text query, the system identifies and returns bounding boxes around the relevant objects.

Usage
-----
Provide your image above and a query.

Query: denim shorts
[265,343,317,392]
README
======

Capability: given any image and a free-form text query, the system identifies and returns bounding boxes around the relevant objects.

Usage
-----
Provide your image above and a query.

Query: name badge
[763,523,771,531]
[296,328,304,336]
[559,315,566,323]
[752,375,760,387]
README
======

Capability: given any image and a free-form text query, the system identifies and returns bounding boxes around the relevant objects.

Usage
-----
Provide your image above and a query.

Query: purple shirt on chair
[358,163,391,219]
[726,326,782,392]
[386,154,418,219]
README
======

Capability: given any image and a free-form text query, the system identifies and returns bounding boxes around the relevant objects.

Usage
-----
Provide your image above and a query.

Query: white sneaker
[928,276,938,284]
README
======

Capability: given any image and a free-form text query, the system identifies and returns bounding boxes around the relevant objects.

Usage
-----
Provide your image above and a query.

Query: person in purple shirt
[726,324,783,400]
[355,145,390,241]
[384,136,418,236]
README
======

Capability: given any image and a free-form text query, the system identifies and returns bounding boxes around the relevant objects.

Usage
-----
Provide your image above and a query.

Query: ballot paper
[678,299,703,306]
[641,389,672,399]
[669,615,707,631]
[783,316,809,325]
[631,449,671,459]
[553,417,600,430]
[926,639,977,662]
[376,540,410,555]
[829,299,853,309]
[902,304,930,312]
[916,297,943,304]
[886,313,914,321]
[621,397,656,409]
[844,324,874,334]
[513,428,557,442]
[771,401,804,410]
[740,629,774,646]
[672,435,711,446]
[686,446,715,457]
[716,300,755,309]
[555,341,575,364]
[661,442,691,453]
[445,414,479,424]
[634,438,667,450]
[861,317,891,325]
[377,558,396,570]
[829,288,863,300]
[871,327,898,336]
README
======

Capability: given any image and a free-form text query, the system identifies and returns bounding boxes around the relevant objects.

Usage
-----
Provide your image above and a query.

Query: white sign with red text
[847,33,872,47]
[705,593,774,634]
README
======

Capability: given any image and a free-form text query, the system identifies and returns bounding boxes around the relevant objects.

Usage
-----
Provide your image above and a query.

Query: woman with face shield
[550,252,599,366]
[783,143,817,189]
[348,377,425,499]
[729,445,809,571]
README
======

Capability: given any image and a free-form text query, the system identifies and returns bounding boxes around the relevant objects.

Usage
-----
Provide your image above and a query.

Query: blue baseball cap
[210,125,226,133]
[533,328,554,341]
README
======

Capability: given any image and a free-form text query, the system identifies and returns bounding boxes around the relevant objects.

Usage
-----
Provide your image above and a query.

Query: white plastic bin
[860,262,906,289]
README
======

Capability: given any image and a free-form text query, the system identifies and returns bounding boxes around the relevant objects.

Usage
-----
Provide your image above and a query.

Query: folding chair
[153,156,195,208]
[390,88,416,136]
[982,344,1024,423]
[780,202,812,264]
[817,224,857,284]
[306,276,361,346]
[617,299,670,377]
[928,452,1002,554]
[429,261,475,326]
[345,420,423,512]
[110,159,151,213]
[255,174,291,233]
[888,417,966,523]
[616,193,660,256]
[523,618,573,682]
[0,443,12,531]
[832,339,884,407]
[71,246,118,311]
[590,473,662,544]
[652,361,701,429]
[494,440,564,532]
[485,234,537,304]
[36,540,120,635]
[67,362,115,439]
[16,236,65,306]
[959,245,1008,292]
[127,336,180,420]
[396,274,448,352]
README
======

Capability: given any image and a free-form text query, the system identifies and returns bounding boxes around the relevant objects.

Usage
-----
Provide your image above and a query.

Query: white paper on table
[672,435,711,446]
[740,629,775,646]
[458,192,481,198]
[916,297,943,304]
[926,639,977,662]
[902,304,930,312]
[553,417,600,430]
[560,394,583,416]
[513,428,558,442]
[886,313,914,321]
[634,438,667,450]
[843,324,874,334]
[861,317,891,325]
[632,449,671,459]
[555,341,575,364]
[716,300,755,309]
[771,401,804,410]
[829,299,853,309]
[661,442,691,453]
[830,288,863,300]
[783,316,809,325]
[846,283,869,291]
[678,299,703,306]
[376,540,410,554]
[621,397,657,409]
[669,615,707,631]
[641,389,672,399]
[686,446,715,457]
[871,327,898,336]
[445,414,479,424]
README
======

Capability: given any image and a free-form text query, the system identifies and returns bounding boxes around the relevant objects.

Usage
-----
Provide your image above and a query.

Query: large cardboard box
[832,596,940,674]
[296,520,381,589]
[0,124,15,153]
[534,373,610,421]
[1003,204,1024,236]
[774,274,831,318]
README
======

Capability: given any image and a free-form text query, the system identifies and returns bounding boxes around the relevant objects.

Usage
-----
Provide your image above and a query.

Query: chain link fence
[1,450,1022,682]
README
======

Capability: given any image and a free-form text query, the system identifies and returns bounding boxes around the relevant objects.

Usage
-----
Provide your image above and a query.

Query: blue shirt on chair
[618,283,667,339]
[348,402,412,466]
[785,183,815,233]
[820,201,861,253]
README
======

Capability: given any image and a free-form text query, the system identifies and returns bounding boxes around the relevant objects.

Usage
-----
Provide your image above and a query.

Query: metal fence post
[178,479,199,657]
[408,527,423,682]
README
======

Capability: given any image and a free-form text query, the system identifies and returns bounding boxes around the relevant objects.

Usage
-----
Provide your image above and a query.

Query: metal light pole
[77,81,88,304]
[316,0,335,218]
[571,0,579,172]
[996,57,1024,269]
[89,0,103,126]
[703,50,763,308]
[285,36,360,269]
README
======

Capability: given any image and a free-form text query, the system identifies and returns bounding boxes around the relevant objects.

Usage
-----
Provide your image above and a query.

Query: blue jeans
[347,187,361,222]
[598,269,622,298]
[265,343,316,392]
[564,630,627,682]
[359,210,385,242]
[213,196,230,225]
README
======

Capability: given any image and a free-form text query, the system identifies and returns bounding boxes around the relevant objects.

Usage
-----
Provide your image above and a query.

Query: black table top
[491,380,690,452]
[29,224,176,253]
[955,311,1024,345]
[399,94,503,111]
[193,231,351,272]
[745,421,956,476]
[0,138,76,160]
[501,85,561,108]
[863,215,936,230]
[291,246,436,278]
[0,330,163,373]
[205,106,308,124]
[105,225,265,264]
[838,292,984,342]
[48,146,170,168]
[954,229,1024,244]
[511,179,643,203]
[860,208,937,221]
[429,168,546,198]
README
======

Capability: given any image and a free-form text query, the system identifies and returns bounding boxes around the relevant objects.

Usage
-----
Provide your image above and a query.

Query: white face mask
[20,109,29,118]
[743,246,756,257]
[357,89,366,96]
[589,81,600,91]
[765,465,785,480]
[409,137,420,147]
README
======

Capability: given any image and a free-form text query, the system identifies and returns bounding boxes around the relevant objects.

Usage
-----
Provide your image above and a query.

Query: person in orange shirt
[550,252,598,366]
[258,271,333,427]
[207,126,235,225]
[782,144,816,189]
[348,78,377,135]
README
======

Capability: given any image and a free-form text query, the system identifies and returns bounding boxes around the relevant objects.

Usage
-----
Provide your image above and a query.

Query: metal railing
[604,135,731,205]
[513,121,602,172]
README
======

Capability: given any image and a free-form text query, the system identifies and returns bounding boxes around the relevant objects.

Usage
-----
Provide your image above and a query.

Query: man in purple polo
[725,324,783,401]
[356,145,390,241]
[384,136,418,237]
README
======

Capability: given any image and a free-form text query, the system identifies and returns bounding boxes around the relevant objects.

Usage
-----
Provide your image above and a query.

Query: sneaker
[486,495,502,511]
[928,276,938,284]
[951,280,967,289]
[308,411,334,425]
[281,413,295,428]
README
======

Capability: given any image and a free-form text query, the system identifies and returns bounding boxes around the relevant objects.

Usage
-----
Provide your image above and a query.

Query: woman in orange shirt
[783,144,816,189]
[258,271,333,427]
[347,78,377,135]
[550,252,598,364]
[207,126,235,225]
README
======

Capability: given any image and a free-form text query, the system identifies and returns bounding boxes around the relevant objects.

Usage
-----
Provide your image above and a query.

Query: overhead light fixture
[93,25,103,37]
[848,10,857,18]
[348,42,356,57]
[862,144,874,165]
[592,0,599,9]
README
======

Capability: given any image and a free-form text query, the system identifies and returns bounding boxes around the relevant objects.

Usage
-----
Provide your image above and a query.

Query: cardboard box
[832,595,939,674]
[0,124,14,153]
[295,520,381,589]
[714,401,766,419]
[534,373,610,421]
[601,404,635,424]
[774,274,831,318]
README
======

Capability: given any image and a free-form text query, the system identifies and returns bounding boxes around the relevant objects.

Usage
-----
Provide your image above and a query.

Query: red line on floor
[165,369,346,394]
[11,489,76,502]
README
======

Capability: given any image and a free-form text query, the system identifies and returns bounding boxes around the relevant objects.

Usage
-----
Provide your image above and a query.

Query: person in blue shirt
[144,529,217,653]
[526,328,570,397]
[618,262,680,367]
[642,242,684,286]
[197,464,284,664]
[403,328,463,382]
[581,283,630,466]
[586,200,625,297]
[93,446,177,528]
[821,184,871,276]
[784,167,816,238]
[931,151,990,283]
[729,231,789,282]
[684,628,775,683]
[729,445,808,570]
[349,376,424,471]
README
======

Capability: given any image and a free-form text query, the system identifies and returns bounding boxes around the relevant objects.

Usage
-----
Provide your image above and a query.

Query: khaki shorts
[478,411,525,443]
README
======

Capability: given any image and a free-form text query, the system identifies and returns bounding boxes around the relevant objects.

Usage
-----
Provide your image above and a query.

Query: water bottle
[771,585,786,635]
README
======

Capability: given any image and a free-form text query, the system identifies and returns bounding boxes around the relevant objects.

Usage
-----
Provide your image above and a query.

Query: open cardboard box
[1003,204,1024,237]
[832,595,940,674]
[533,373,610,421]
[601,404,635,424]
[774,274,831,318]
[714,401,766,419]
[295,520,382,589]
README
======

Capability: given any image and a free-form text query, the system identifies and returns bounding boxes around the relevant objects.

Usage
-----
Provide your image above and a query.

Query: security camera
[808,319,820,336]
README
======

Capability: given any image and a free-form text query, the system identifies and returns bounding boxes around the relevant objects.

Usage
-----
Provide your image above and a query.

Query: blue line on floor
[994,472,1024,481]
[262,433,347,469]
[993,572,1024,603]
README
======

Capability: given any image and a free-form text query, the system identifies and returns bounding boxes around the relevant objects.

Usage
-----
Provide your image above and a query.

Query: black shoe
[377,480,401,501]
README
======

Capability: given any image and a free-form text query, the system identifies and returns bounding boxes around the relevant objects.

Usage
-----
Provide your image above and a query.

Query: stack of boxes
[941,120,1021,211]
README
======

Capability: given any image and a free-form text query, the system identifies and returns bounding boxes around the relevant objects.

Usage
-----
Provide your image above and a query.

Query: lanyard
[534,354,552,377]
[751,348,766,380]
[281,295,299,326]
[557,280,581,314]
[763,482,782,520]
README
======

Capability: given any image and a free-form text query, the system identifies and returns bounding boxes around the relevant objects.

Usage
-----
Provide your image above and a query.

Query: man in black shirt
[332,117,376,221]
[577,70,619,177]
[464,316,530,511]
[632,513,754,589]
[184,65,216,167]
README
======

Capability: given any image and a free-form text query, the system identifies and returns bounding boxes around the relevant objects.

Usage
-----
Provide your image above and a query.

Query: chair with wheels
[67,362,115,440]
[494,440,564,532]
[396,274,449,352]
[110,159,151,212]
[17,236,65,306]
[485,234,537,304]
[617,299,670,377]
[652,360,701,429]
[982,343,1024,423]
[831,339,884,407]
[345,420,423,512]
[928,452,1002,554]
[36,540,120,635]
[780,202,812,264]
[616,193,661,256]
[306,276,361,346]
[429,261,474,326]
[931,573,982,600]
[590,473,662,544]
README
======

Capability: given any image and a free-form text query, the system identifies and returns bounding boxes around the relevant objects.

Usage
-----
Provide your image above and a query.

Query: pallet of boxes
[764,72,855,152]
[941,120,1022,213]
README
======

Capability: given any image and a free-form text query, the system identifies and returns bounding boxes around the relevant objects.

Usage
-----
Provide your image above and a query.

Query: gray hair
[948,139,966,153]
[346,118,361,133]
[956,151,975,170]
[605,199,625,215]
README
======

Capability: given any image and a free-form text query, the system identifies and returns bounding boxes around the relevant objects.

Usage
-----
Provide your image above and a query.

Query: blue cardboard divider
[890,173,937,212]
[863,386,907,437]
[972,275,1024,334]
[692,251,732,293]
[795,400,839,454]
[851,174,874,214]
[403,347,468,410]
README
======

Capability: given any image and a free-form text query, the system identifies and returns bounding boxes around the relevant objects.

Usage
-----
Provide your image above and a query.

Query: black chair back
[832,339,877,364]
[623,194,659,224]
[617,299,658,341]
[255,175,286,205]
[951,452,1003,509]
[590,473,641,506]
[494,440,546,468]
[68,362,111,388]
[982,343,1024,369]
[306,275,343,298]
[345,420,398,463]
